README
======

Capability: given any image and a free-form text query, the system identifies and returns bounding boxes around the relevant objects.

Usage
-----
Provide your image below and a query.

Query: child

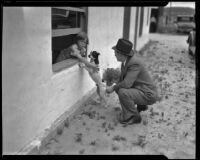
[55,32,89,64]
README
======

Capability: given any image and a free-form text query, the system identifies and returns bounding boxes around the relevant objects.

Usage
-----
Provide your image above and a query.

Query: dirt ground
[39,34,196,158]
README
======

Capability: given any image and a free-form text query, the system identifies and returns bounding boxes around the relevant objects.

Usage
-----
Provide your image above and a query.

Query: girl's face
[77,39,87,49]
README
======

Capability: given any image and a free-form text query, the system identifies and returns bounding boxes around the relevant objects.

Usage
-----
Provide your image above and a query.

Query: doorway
[149,8,159,33]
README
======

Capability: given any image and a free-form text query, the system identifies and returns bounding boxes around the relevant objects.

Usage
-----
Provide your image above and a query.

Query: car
[175,15,195,33]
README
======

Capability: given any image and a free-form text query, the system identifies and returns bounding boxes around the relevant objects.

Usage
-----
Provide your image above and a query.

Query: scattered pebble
[90,141,96,146]
[108,124,114,130]
[112,135,126,141]
[57,126,64,135]
[64,118,70,128]
[79,149,85,154]
[112,145,119,151]
[102,122,106,128]
[143,119,148,125]
[75,133,83,143]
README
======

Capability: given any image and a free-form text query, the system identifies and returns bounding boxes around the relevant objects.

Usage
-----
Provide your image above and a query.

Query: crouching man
[106,38,158,125]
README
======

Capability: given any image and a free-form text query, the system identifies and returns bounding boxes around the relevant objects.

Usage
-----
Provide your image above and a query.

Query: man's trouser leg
[117,88,150,120]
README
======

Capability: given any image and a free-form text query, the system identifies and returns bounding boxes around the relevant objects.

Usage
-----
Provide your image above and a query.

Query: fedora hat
[112,38,135,56]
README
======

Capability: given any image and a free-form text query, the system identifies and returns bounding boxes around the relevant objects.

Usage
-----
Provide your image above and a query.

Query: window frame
[52,7,88,73]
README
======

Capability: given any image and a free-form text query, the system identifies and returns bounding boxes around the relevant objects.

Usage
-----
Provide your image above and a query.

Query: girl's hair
[75,31,89,44]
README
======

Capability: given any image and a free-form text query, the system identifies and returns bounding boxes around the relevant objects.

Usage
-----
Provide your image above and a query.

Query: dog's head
[102,68,121,86]
[88,51,100,65]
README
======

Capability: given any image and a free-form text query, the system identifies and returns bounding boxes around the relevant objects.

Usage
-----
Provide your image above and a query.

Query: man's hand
[106,85,115,94]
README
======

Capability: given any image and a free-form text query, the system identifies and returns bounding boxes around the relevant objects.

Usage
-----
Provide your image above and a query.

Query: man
[106,38,158,125]
[186,14,196,58]
[150,16,157,33]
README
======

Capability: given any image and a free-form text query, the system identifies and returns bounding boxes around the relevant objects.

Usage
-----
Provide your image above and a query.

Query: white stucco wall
[136,7,151,51]
[2,7,94,154]
[87,7,124,70]
[3,6,150,154]
[129,7,137,46]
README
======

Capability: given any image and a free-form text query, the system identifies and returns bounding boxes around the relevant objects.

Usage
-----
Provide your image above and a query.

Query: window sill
[52,59,79,73]
[52,28,81,37]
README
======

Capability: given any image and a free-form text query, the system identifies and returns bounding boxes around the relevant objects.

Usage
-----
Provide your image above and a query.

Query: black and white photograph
[2,1,196,158]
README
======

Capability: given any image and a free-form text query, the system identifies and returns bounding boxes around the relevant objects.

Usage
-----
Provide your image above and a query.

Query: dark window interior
[52,34,77,64]
[52,8,81,29]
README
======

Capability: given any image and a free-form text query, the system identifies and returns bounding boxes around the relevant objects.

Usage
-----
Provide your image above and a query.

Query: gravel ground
[39,34,196,158]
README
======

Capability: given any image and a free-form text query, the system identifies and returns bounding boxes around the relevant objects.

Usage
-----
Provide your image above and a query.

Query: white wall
[3,7,94,154]
[3,6,150,154]
[129,7,137,46]
[87,7,124,71]
[136,7,151,51]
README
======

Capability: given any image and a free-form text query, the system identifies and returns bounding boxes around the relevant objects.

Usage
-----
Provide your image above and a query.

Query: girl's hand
[71,50,81,58]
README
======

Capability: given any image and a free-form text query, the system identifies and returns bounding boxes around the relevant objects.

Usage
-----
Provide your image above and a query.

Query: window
[52,7,87,72]
[177,16,194,22]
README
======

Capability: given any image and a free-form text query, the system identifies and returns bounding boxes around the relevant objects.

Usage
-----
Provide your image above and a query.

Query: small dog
[84,51,108,107]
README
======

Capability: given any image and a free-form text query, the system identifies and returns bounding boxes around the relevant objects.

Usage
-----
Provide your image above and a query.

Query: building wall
[2,7,124,154]
[157,7,195,32]
[87,7,124,70]
[3,6,150,154]
[2,7,95,154]
[130,7,151,51]
[129,7,137,46]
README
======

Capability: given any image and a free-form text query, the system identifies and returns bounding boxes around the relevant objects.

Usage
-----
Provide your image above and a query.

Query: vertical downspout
[85,7,89,56]
[134,7,139,50]
[123,7,131,40]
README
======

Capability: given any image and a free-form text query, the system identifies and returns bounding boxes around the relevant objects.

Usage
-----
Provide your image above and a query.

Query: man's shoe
[117,113,142,125]
[137,105,148,113]
[128,115,142,124]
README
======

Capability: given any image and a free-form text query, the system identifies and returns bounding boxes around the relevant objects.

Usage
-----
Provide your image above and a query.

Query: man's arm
[113,63,141,93]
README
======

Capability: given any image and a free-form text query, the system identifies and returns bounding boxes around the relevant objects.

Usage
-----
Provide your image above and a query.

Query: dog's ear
[92,51,100,55]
